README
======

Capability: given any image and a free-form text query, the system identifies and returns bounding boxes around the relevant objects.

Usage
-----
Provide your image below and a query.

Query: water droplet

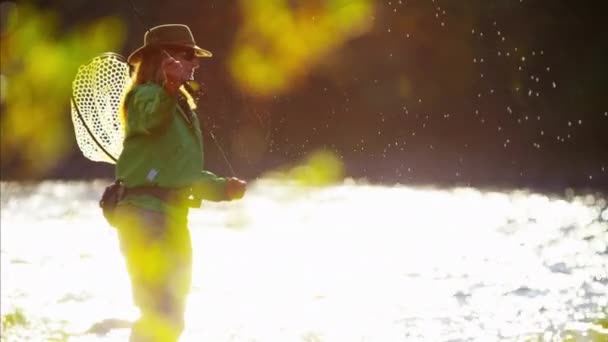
[552,82,557,88]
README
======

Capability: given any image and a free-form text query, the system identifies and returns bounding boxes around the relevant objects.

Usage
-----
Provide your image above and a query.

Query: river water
[1,180,607,341]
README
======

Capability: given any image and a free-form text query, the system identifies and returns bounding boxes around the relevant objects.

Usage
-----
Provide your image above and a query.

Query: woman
[112,24,246,341]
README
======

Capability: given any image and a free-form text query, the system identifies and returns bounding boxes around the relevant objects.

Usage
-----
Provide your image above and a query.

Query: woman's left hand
[161,56,190,94]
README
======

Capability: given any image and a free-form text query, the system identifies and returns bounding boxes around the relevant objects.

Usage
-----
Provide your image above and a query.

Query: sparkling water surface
[1,180,607,341]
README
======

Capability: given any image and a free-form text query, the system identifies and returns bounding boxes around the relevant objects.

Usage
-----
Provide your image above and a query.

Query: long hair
[119,47,197,130]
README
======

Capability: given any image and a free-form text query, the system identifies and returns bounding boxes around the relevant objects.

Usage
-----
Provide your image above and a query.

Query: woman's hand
[161,57,188,94]
[225,177,247,200]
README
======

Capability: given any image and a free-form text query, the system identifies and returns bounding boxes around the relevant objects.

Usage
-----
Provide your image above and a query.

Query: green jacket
[115,82,227,214]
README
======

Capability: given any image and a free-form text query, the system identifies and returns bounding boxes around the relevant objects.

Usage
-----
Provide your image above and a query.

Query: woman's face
[171,49,199,80]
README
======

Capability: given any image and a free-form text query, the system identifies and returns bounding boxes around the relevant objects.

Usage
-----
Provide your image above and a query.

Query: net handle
[98,51,128,62]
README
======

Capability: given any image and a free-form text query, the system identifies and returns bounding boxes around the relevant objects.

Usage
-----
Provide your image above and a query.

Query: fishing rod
[126,0,237,176]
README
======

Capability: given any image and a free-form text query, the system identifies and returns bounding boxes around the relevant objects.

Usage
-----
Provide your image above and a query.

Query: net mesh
[71,53,130,164]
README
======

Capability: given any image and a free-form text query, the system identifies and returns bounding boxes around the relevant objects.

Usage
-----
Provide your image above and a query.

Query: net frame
[71,52,131,164]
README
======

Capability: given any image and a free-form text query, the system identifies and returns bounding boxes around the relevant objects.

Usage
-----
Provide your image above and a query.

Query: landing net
[71,52,130,164]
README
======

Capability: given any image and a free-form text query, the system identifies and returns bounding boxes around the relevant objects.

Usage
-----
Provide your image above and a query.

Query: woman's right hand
[225,177,247,200]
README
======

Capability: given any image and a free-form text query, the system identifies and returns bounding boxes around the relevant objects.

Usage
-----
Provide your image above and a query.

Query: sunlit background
[1,0,607,341]
[1,179,607,341]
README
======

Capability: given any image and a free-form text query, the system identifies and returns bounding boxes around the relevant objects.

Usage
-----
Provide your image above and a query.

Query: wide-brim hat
[127,24,212,65]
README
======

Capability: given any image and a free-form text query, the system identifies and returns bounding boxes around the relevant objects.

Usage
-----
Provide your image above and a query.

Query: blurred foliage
[0,2,125,178]
[523,317,608,342]
[265,149,343,186]
[1,307,27,330]
[228,0,373,97]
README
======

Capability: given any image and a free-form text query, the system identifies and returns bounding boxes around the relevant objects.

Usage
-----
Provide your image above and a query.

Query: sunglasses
[171,49,195,61]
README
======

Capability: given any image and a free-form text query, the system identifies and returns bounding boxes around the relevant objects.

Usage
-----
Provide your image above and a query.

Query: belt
[124,185,196,206]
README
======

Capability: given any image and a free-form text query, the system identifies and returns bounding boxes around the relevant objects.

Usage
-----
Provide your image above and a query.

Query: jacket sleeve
[192,170,228,201]
[125,84,176,135]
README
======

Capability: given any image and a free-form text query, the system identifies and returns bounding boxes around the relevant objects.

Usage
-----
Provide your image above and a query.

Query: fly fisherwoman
[105,24,247,341]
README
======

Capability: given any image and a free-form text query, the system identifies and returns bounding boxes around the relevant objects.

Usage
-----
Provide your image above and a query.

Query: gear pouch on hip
[99,180,125,226]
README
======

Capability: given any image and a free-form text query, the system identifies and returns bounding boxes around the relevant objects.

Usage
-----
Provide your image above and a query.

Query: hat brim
[127,43,212,65]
